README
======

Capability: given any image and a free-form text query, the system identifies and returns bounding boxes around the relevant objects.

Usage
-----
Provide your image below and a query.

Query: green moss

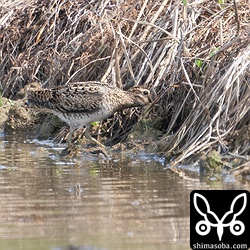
[200,150,224,173]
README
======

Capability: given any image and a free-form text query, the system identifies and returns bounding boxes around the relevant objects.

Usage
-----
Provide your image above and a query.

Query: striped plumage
[27,81,151,154]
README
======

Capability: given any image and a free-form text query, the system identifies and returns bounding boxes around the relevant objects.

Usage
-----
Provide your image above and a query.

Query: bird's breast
[53,108,112,130]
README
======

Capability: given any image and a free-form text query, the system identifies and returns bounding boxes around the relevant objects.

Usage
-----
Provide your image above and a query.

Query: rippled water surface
[0,136,248,250]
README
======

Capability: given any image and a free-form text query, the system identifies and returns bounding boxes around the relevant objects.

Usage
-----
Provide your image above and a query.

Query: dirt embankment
[0,96,63,139]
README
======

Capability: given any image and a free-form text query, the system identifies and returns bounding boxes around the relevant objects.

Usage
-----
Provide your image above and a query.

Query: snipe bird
[27,81,151,156]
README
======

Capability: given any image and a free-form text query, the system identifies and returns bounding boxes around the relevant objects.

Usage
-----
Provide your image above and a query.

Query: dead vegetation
[0,0,249,168]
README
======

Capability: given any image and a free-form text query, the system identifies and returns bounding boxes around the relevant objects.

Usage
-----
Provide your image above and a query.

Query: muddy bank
[0,97,63,139]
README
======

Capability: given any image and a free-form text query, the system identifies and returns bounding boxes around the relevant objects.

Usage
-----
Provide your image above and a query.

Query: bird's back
[27,81,110,114]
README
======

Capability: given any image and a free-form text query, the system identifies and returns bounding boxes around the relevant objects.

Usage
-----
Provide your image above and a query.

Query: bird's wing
[49,83,106,113]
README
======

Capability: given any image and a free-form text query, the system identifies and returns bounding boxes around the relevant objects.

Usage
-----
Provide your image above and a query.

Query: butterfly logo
[193,193,247,241]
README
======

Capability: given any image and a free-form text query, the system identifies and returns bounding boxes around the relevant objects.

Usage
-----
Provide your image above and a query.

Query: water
[0,136,248,250]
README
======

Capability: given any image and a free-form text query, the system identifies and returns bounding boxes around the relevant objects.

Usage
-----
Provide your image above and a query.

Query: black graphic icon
[190,190,249,250]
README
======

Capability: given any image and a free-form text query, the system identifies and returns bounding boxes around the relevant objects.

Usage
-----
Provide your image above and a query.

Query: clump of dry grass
[0,0,249,166]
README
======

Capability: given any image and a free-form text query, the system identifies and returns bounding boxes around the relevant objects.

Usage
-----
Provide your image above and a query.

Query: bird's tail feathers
[26,89,53,108]
[27,89,53,102]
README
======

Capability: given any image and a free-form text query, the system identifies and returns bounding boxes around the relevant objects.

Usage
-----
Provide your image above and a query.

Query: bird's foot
[81,147,110,158]
[60,144,80,157]
[60,143,109,158]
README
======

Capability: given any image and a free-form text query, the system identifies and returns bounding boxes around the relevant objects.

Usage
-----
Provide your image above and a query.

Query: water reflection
[0,137,247,250]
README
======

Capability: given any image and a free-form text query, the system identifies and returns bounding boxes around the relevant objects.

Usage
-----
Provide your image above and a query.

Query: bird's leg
[60,130,79,157]
[85,127,105,148]
[70,128,83,145]
[66,130,73,147]
[84,127,109,158]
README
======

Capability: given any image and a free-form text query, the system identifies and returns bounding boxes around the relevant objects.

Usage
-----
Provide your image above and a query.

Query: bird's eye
[143,90,148,96]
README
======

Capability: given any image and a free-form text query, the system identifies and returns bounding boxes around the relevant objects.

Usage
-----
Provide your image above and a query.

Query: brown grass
[0,0,249,165]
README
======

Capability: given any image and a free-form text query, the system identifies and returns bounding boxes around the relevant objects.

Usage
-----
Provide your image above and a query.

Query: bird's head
[128,86,152,106]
